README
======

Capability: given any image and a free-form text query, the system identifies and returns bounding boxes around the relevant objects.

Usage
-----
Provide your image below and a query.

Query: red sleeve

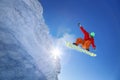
[91,38,96,49]
[80,26,88,35]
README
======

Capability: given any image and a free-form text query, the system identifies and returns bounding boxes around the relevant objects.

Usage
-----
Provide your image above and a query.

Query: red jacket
[80,26,96,49]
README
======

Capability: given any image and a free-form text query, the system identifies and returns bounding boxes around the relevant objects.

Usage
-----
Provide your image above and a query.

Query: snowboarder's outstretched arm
[91,39,96,49]
[80,26,89,35]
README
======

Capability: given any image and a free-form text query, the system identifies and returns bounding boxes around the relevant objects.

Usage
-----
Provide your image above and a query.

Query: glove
[78,23,81,27]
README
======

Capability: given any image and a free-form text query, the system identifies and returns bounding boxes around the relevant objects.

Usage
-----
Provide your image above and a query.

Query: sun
[51,47,62,59]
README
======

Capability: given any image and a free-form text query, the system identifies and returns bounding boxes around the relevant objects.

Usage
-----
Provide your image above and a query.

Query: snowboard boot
[73,43,78,46]
[86,49,89,51]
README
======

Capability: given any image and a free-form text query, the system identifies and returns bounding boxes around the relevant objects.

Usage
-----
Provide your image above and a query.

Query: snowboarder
[73,23,96,51]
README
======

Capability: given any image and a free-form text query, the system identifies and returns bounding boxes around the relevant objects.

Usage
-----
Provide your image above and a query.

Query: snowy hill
[0,0,60,80]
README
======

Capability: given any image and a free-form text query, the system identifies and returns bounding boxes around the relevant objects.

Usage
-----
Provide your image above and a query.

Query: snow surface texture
[0,0,60,80]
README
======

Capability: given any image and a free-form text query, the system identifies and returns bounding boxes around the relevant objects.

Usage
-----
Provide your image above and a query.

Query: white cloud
[56,26,71,37]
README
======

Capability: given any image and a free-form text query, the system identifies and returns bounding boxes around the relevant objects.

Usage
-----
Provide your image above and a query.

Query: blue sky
[40,0,120,80]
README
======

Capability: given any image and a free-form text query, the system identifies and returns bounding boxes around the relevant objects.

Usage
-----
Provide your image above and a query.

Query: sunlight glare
[51,47,62,59]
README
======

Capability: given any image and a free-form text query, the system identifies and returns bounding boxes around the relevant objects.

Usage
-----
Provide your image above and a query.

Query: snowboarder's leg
[82,40,91,50]
[73,38,83,46]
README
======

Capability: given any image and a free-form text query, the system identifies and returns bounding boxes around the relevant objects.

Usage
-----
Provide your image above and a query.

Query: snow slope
[0,0,60,80]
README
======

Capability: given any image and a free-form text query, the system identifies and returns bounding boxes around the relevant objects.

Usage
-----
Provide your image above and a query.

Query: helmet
[90,32,95,37]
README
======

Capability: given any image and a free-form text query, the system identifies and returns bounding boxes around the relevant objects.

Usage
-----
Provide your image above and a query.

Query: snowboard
[66,41,97,57]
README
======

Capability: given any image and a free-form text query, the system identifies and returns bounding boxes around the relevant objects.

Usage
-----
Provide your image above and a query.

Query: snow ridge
[0,0,60,80]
